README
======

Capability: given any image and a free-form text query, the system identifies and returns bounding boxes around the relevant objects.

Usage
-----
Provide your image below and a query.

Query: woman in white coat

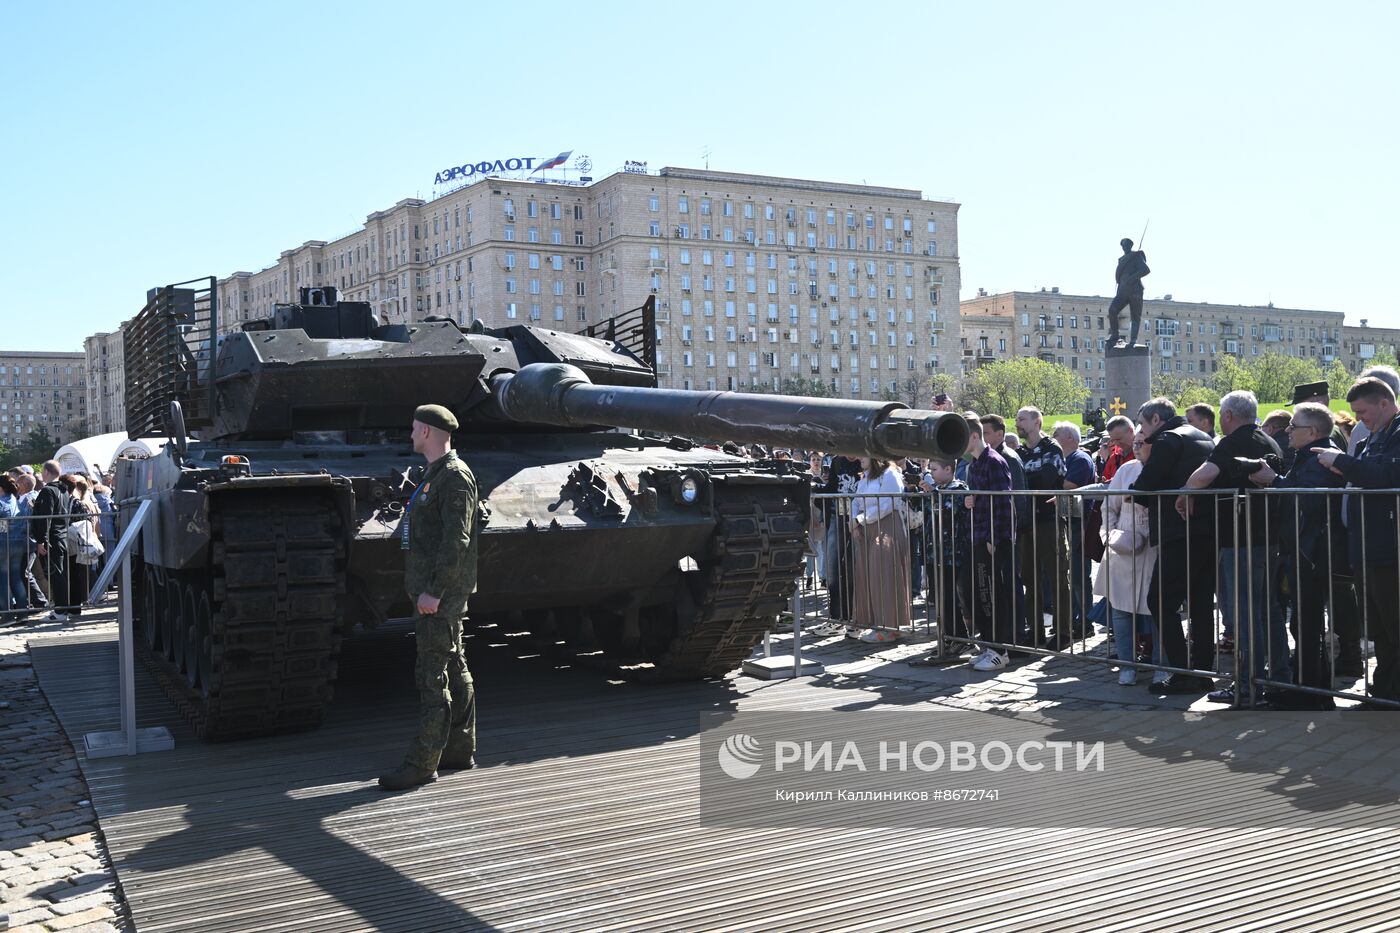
[1093,428,1160,684]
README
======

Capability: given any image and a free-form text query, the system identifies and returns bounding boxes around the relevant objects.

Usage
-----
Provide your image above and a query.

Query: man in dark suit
[1312,377,1400,705]
[1131,398,1216,694]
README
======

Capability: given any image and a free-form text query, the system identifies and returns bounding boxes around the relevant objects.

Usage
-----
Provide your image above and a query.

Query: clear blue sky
[4,1,1395,352]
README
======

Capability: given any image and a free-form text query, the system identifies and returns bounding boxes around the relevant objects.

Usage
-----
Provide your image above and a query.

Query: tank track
[135,492,346,740]
[650,478,808,679]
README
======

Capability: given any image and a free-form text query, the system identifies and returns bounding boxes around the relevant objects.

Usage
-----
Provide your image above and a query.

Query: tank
[115,278,968,739]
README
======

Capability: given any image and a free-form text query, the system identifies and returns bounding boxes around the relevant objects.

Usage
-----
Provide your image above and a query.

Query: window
[678,196,689,213]
[648,196,659,211]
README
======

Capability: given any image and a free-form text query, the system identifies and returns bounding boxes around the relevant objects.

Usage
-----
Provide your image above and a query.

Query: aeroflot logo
[433,150,573,186]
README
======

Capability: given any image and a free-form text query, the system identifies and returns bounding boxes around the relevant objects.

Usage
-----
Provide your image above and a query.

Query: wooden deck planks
[28,631,1400,933]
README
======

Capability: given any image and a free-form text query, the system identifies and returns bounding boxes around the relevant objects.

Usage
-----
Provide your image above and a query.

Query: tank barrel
[492,363,968,460]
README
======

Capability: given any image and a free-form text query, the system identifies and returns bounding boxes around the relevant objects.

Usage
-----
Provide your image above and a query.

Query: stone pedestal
[1104,344,1151,422]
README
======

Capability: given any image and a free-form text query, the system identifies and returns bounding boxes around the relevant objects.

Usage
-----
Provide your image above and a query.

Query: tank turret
[127,281,965,459]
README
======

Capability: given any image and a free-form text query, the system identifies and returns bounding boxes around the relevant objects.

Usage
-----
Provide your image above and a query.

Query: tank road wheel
[160,577,181,664]
[184,583,212,692]
[171,578,193,677]
[193,589,214,694]
[141,565,162,653]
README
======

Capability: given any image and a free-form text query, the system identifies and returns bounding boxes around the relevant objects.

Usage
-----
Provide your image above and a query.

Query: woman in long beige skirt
[850,457,911,643]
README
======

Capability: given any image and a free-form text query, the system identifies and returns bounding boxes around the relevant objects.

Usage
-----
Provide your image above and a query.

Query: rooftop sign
[433,150,573,186]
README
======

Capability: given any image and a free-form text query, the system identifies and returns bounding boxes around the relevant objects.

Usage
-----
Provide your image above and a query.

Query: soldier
[379,404,481,792]
[1107,237,1150,348]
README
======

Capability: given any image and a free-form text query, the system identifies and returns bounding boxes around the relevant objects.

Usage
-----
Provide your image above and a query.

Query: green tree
[1151,373,1213,409]
[0,427,54,472]
[1326,358,1355,401]
[779,376,834,398]
[744,376,834,399]
[1211,355,1257,396]
[1247,352,1323,403]
[1368,345,1399,371]
[962,358,1088,418]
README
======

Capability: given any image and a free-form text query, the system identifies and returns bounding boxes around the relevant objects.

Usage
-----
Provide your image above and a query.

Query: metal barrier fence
[809,485,1400,711]
[0,510,112,621]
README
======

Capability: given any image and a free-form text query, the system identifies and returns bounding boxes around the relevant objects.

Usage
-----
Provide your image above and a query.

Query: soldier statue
[1107,237,1150,348]
[380,403,481,792]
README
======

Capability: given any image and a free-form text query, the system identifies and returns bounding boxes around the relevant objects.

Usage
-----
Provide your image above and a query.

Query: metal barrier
[0,509,113,621]
[808,483,1400,711]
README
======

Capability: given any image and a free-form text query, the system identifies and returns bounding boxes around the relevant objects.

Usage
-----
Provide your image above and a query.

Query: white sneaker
[1150,671,1170,686]
[859,628,901,644]
[41,611,69,622]
[1118,668,1138,686]
[972,649,1008,672]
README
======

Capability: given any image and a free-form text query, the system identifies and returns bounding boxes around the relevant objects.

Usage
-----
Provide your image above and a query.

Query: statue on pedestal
[1107,237,1149,348]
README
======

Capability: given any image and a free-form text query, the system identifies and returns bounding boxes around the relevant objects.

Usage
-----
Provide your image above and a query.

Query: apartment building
[204,167,960,399]
[1340,318,1400,372]
[83,326,127,436]
[960,289,1400,403]
[0,352,88,449]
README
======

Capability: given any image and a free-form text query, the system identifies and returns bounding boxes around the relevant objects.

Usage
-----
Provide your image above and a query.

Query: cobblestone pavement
[1,602,133,933]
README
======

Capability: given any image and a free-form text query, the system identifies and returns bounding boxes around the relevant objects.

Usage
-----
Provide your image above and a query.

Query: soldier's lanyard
[401,482,424,551]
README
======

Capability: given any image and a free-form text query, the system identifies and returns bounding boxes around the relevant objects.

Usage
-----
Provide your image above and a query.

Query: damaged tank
[115,278,968,739]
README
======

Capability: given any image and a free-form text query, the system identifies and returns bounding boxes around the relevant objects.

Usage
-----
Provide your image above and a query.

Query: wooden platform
[30,629,1400,933]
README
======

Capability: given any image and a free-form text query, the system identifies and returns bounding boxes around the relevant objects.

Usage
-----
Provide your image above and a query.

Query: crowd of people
[776,365,1400,710]
[0,460,115,621]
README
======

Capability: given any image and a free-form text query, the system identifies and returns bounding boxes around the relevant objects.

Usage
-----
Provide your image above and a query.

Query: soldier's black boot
[378,762,438,792]
[439,748,476,771]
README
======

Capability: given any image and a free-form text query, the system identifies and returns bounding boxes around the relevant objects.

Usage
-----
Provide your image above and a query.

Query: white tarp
[53,434,170,477]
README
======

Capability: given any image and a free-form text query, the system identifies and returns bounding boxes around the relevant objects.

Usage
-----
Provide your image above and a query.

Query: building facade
[83,327,127,436]
[207,168,960,400]
[1341,318,1400,371]
[0,352,88,450]
[960,289,1400,405]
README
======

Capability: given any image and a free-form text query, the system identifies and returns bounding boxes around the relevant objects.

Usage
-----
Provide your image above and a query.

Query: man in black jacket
[1312,377,1400,705]
[28,460,73,621]
[1015,407,1073,649]
[1250,402,1346,709]
[981,414,1031,645]
[821,454,864,624]
[1131,398,1217,693]
[1176,391,1282,704]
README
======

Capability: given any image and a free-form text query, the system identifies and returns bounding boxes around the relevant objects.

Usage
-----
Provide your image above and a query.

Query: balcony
[930,322,945,333]
[647,260,668,271]
[1036,322,1054,332]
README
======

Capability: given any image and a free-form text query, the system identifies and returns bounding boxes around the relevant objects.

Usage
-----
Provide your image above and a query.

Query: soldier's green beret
[414,404,459,432]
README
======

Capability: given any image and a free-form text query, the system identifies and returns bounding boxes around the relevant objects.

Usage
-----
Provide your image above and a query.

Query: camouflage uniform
[403,449,479,771]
